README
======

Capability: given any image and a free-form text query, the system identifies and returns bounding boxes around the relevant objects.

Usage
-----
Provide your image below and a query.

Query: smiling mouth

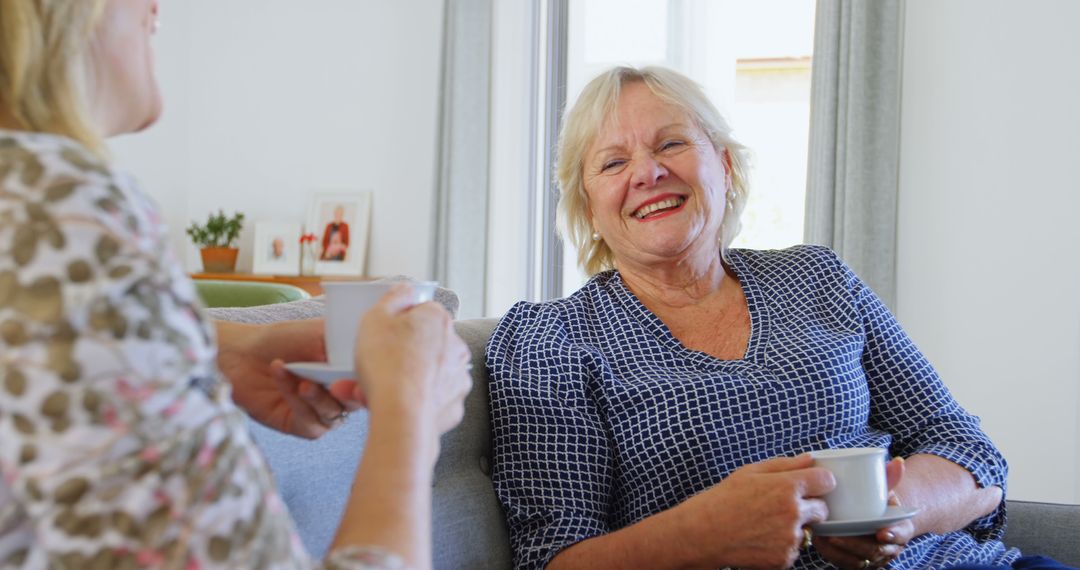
[633,196,687,219]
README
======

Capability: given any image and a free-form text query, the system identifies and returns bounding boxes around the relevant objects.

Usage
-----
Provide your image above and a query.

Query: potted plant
[186,210,245,273]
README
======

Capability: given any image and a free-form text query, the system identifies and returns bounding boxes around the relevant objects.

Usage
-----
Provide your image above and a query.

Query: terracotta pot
[200,247,239,273]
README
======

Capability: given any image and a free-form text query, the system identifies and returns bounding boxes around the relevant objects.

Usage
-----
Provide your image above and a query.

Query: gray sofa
[210,302,1080,569]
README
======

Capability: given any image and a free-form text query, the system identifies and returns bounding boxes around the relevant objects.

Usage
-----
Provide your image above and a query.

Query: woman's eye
[601,160,625,172]
[660,140,685,151]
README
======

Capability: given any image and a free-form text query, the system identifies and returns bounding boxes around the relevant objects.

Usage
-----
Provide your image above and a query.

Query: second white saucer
[283,362,355,386]
[811,505,920,537]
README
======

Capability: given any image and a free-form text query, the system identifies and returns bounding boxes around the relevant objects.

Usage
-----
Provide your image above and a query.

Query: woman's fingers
[816,518,912,568]
[801,497,830,525]
[371,282,422,315]
[747,453,815,473]
[886,457,905,491]
[294,378,343,418]
[270,360,330,439]
[746,454,836,497]
[876,519,914,546]
[271,360,350,423]
[816,535,902,569]
[433,321,473,434]
[327,380,367,412]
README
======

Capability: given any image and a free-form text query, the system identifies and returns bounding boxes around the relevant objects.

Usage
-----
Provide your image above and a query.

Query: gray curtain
[432,0,493,318]
[805,0,904,308]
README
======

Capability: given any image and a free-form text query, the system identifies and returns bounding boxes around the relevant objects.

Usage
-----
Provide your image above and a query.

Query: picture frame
[306,191,371,276]
[252,221,302,275]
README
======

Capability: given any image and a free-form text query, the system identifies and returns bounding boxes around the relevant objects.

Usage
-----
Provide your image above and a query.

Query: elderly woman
[0,1,469,568]
[487,66,1065,570]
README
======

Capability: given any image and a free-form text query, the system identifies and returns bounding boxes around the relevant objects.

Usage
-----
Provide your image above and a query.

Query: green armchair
[194,279,310,308]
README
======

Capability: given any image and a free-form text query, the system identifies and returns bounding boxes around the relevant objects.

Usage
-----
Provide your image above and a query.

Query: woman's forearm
[894,454,1003,536]
[329,398,439,570]
[213,321,254,359]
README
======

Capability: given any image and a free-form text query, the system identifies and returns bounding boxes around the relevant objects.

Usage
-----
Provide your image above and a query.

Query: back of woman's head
[0,1,106,154]
[556,66,751,275]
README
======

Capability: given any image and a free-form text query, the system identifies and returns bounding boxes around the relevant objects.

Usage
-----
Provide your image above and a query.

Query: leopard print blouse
[0,131,403,569]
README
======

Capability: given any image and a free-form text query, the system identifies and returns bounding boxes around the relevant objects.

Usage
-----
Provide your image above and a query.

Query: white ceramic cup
[322,281,437,370]
[810,447,888,521]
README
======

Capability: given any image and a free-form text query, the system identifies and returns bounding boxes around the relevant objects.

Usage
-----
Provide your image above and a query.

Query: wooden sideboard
[190,273,374,296]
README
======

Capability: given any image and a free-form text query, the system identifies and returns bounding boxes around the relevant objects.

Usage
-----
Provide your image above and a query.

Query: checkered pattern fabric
[487,245,1018,569]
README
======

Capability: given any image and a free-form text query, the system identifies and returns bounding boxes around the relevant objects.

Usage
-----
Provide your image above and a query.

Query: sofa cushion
[431,318,509,569]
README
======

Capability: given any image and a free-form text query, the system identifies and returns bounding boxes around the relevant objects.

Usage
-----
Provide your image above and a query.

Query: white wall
[898,0,1080,503]
[108,0,445,279]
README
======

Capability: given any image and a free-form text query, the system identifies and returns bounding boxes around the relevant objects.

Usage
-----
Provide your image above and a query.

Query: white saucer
[811,506,920,537]
[283,362,354,386]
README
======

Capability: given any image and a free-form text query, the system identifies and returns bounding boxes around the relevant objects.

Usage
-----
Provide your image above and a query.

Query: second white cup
[810,447,888,521]
[323,281,437,370]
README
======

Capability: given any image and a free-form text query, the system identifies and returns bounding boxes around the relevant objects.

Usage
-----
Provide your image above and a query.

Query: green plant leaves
[186,209,244,248]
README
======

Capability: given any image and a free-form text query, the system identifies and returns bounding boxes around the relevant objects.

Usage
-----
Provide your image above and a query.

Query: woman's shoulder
[732,244,844,272]
[731,245,861,310]
[1,130,152,245]
[733,244,853,283]
[1,129,113,178]
[1,130,128,213]
[497,271,617,327]
[488,271,621,352]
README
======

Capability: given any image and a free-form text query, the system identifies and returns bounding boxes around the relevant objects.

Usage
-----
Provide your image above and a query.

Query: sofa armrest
[1003,499,1080,566]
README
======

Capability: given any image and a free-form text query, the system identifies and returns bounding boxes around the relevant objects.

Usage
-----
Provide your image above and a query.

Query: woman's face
[90,0,162,136]
[582,81,730,271]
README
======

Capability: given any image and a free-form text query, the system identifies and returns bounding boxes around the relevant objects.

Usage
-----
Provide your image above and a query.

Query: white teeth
[634,197,686,219]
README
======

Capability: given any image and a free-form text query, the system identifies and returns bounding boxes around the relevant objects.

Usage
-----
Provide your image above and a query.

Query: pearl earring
[591,232,601,242]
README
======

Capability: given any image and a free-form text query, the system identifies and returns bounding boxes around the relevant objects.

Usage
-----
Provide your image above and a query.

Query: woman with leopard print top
[0,2,470,569]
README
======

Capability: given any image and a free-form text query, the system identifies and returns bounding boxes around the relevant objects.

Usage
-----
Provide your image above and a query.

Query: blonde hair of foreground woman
[0,1,110,155]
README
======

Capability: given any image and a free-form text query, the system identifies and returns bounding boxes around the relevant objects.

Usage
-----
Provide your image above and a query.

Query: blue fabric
[948,555,1078,569]
[247,413,370,559]
[487,245,1018,570]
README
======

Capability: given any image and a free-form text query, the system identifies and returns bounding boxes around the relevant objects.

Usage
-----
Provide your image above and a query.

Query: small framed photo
[252,221,302,275]
[306,192,371,276]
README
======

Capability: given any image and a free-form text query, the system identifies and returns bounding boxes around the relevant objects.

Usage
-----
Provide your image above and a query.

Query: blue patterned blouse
[487,245,1017,569]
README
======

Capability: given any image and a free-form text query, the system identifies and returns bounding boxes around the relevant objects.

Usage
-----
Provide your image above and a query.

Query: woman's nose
[630,156,668,189]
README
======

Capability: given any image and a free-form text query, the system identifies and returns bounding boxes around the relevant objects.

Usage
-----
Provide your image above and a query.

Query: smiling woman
[486,65,1072,570]
[558,68,750,277]
[547,0,818,298]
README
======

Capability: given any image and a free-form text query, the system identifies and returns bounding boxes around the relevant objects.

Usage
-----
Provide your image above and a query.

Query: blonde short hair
[556,66,750,275]
[0,1,107,155]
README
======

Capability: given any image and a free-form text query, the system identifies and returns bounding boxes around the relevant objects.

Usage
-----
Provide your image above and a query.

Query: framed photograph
[252,221,302,275]
[306,192,371,276]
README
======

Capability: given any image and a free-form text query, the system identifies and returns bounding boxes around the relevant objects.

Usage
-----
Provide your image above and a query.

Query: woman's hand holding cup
[351,283,471,435]
[813,452,913,569]
[675,454,834,569]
